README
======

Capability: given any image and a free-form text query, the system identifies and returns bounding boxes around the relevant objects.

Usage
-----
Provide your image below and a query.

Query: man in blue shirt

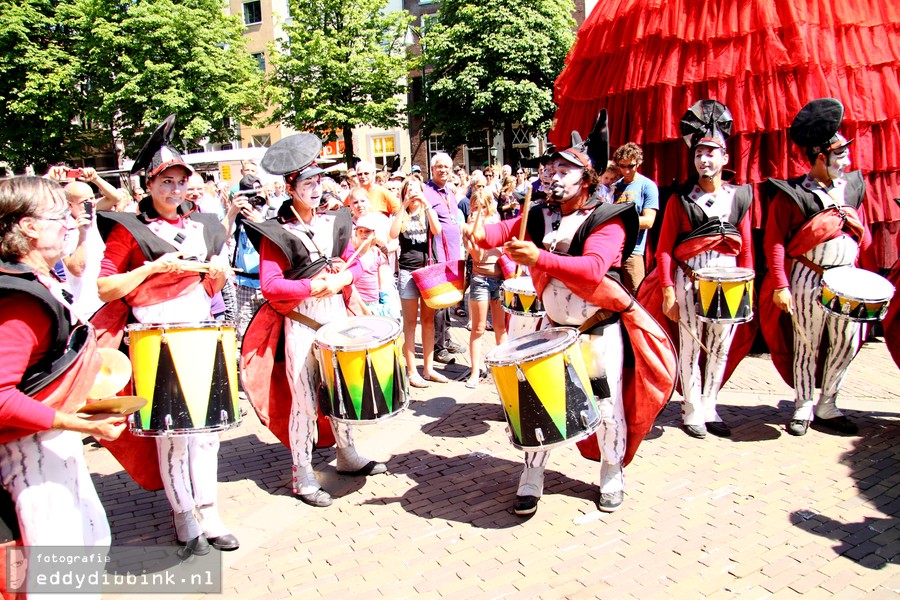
[612,142,659,294]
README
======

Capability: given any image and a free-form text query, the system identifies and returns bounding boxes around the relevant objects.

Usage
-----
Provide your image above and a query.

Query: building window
[427,134,445,165]
[371,135,397,171]
[251,52,266,72]
[250,134,271,148]
[243,1,262,25]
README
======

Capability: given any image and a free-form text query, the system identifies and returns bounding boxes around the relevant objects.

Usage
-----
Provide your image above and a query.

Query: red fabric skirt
[550,0,900,266]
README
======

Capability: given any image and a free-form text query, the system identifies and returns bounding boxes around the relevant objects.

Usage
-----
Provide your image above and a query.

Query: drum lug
[164,414,173,431]
[580,410,591,428]
[220,409,229,425]
[534,428,545,446]
[515,365,525,383]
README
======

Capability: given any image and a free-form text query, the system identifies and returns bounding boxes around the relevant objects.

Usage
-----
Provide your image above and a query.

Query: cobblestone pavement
[91,314,900,599]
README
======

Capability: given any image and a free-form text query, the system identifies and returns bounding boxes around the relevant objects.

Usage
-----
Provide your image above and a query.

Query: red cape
[239,302,335,450]
[560,277,677,467]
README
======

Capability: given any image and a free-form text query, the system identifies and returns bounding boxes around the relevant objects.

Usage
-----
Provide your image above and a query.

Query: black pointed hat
[585,108,609,169]
[790,98,853,156]
[680,100,733,150]
[261,133,324,184]
[130,114,193,179]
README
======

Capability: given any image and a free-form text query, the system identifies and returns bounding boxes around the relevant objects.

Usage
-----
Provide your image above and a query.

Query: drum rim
[501,307,547,317]
[125,320,236,332]
[821,266,895,303]
[129,419,242,437]
[692,266,755,282]
[485,327,579,366]
[326,399,410,424]
[506,418,602,451]
[315,315,402,351]
[501,276,537,294]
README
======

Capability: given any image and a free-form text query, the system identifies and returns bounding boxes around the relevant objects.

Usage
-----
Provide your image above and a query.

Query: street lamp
[489,145,497,167]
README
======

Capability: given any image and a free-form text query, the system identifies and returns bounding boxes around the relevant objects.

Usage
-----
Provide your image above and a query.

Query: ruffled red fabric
[550,0,900,266]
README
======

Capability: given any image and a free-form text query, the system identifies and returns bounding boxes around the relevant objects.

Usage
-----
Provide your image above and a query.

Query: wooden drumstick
[789,309,813,351]
[513,186,533,279]
[679,322,711,355]
[339,235,374,273]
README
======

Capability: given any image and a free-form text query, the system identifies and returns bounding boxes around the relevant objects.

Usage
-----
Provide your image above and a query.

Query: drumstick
[679,322,711,355]
[177,261,244,274]
[789,309,813,351]
[513,186,533,279]
[339,236,374,273]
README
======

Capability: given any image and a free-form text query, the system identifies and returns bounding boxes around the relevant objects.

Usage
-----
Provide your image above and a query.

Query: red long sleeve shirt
[259,236,364,304]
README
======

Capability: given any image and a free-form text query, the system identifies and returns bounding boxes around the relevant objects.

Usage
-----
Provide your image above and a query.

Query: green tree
[270,0,417,168]
[0,0,265,171]
[0,0,82,169]
[418,0,575,162]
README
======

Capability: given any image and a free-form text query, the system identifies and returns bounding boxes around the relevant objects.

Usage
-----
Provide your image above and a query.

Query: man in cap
[762,98,875,437]
[94,115,238,555]
[224,174,269,339]
[465,144,675,516]
[240,133,386,508]
[642,100,755,439]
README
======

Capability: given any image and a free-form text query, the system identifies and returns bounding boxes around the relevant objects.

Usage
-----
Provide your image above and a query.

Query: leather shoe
[177,534,211,557]
[598,490,623,513]
[295,488,333,507]
[207,533,240,551]
[513,495,539,516]
[447,342,466,354]
[706,421,732,438]
[682,423,707,439]
[813,415,858,435]
[337,461,387,476]
[788,419,809,436]
[433,349,456,364]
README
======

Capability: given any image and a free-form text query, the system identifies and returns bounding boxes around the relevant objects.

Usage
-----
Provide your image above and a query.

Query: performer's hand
[662,286,679,322]
[207,253,232,280]
[147,252,184,274]
[773,288,794,314]
[503,237,539,267]
[54,411,126,441]
[311,273,346,297]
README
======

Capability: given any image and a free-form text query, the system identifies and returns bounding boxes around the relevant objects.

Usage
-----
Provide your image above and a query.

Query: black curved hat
[790,98,853,155]
[261,133,324,183]
[680,100,733,150]
[130,114,192,179]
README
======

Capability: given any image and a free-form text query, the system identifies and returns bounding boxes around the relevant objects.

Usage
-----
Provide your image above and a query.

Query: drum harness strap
[285,310,323,331]
[793,255,827,276]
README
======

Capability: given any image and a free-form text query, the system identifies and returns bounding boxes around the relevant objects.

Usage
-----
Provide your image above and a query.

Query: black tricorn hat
[130,114,193,179]
[261,133,324,184]
[681,100,733,150]
[790,98,852,155]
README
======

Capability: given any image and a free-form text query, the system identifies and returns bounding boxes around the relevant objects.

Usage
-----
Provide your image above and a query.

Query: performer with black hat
[640,100,755,439]
[762,98,874,436]
[94,115,239,554]
[240,133,385,509]
[465,139,676,516]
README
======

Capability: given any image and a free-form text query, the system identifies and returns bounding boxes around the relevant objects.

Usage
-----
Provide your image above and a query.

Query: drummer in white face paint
[96,115,237,556]
[466,141,655,516]
[763,98,876,437]
[240,134,387,510]
[652,100,755,439]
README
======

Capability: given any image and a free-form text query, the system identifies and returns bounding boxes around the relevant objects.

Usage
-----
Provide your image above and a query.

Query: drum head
[316,316,402,351]
[693,266,755,282]
[502,276,536,295]
[822,266,895,302]
[485,327,578,367]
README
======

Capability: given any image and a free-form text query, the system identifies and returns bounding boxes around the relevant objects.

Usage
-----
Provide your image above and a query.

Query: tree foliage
[0,0,265,171]
[418,0,575,155]
[270,0,417,167]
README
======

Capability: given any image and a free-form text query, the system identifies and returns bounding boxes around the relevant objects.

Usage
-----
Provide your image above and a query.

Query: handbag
[411,218,465,309]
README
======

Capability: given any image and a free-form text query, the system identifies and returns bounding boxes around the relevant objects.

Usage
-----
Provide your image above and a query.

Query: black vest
[243,202,353,281]
[767,170,865,220]
[674,182,753,245]
[525,200,639,260]
[96,210,226,262]
[0,263,87,396]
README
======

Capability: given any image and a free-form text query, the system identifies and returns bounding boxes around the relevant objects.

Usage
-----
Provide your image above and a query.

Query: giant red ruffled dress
[550,0,900,268]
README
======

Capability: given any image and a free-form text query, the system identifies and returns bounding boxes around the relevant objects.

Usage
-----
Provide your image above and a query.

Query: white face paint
[694,146,728,179]
[292,175,322,209]
[826,147,851,181]
[548,159,584,203]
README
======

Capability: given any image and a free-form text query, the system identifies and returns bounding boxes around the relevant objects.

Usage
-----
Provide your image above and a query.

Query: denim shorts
[398,268,421,300]
[470,273,503,302]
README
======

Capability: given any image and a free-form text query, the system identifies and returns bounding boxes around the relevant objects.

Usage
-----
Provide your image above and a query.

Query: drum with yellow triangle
[693,266,754,324]
[126,321,241,436]
[485,327,600,451]
[501,276,545,317]
[315,316,408,424]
